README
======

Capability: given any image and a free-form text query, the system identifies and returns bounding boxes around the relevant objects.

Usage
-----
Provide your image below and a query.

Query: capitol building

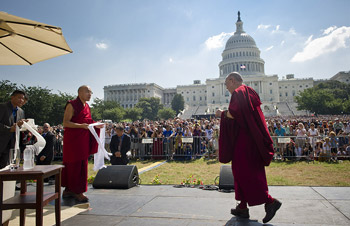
[104,12,349,118]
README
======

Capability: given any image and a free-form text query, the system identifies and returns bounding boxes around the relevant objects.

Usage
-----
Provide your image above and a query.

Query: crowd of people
[100,115,350,162]
[18,115,350,163]
[266,115,350,161]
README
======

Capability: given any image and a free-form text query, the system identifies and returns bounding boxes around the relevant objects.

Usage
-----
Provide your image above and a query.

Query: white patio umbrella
[0,11,72,65]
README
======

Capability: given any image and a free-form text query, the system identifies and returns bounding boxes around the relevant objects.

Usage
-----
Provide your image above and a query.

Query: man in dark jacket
[110,124,130,165]
[36,123,56,165]
[0,90,26,168]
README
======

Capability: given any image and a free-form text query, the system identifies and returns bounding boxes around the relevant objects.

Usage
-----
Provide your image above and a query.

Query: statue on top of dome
[237,11,241,22]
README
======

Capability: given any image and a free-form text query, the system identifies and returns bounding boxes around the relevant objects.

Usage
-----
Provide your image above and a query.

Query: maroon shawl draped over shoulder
[62,98,99,163]
[218,85,274,206]
[219,85,274,166]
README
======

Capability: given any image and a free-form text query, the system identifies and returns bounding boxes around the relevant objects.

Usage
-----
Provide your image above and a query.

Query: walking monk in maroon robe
[62,85,103,202]
[216,72,282,223]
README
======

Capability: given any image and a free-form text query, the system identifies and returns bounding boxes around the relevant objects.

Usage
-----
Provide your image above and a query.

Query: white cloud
[96,42,108,50]
[169,58,174,63]
[205,32,234,50]
[323,26,337,35]
[265,46,274,51]
[289,28,297,35]
[305,35,313,45]
[291,26,350,62]
[257,24,271,30]
[280,40,285,46]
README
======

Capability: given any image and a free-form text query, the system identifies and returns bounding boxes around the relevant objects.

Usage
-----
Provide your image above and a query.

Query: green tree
[136,97,163,120]
[0,80,18,103]
[124,107,142,121]
[90,98,125,121]
[158,108,176,120]
[20,85,54,125]
[103,107,125,122]
[171,93,184,115]
[295,81,350,114]
[48,92,75,125]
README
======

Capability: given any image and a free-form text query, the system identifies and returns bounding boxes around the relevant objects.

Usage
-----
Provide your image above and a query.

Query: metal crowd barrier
[125,136,218,161]
[270,135,350,162]
[53,134,349,162]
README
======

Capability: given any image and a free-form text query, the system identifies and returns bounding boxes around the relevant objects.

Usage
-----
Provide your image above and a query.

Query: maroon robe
[219,85,274,206]
[62,98,99,194]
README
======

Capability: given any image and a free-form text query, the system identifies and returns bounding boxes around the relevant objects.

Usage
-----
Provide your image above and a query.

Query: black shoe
[263,199,282,223]
[231,206,249,218]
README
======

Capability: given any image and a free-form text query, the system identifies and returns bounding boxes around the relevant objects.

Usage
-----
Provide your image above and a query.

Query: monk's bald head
[226,72,243,83]
[78,85,93,102]
[78,85,90,94]
[225,72,243,94]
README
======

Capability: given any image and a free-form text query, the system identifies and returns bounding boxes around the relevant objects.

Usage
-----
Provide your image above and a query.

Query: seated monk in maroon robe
[62,85,103,202]
[216,72,282,224]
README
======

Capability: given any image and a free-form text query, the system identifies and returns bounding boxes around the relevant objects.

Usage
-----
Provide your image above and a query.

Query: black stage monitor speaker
[219,165,234,190]
[93,165,139,189]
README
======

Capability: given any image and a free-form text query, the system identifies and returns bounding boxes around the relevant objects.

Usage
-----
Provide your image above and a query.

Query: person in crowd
[284,121,291,136]
[318,125,325,137]
[183,125,192,137]
[0,90,27,168]
[36,123,56,184]
[284,140,296,160]
[314,140,323,160]
[110,124,131,165]
[322,137,332,162]
[216,72,281,224]
[174,127,184,160]
[211,125,220,159]
[163,125,174,158]
[62,85,104,202]
[192,123,201,155]
[54,132,63,160]
[307,123,319,150]
[127,124,139,159]
[329,131,338,161]
[22,131,36,146]
[36,123,55,165]
[328,121,334,134]
[344,122,350,135]
[146,125,153,137]
[295,123,307,160]
[139,127,149,160]
[105,126,112,153]
[303,142,313,160]
[152,127,164,160]
[274,122,286,160]
[333,118,344,135]
[345,144,350,159]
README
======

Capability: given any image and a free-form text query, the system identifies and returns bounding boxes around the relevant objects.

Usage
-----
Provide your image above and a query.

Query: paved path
[66,185,350,226]
[9,185,349,226]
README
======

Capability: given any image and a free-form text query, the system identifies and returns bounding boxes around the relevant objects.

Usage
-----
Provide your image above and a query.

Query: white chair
[1,165,16,226]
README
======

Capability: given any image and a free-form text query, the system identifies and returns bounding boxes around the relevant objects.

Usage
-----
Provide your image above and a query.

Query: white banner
[182,137,193,143]
[277,137,290,143]
[142,138,153,144]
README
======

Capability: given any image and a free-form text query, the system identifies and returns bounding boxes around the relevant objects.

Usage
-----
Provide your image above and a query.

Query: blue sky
[1,0,350,100]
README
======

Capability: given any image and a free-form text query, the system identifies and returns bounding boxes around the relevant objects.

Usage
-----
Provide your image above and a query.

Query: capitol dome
[219,11,265,77]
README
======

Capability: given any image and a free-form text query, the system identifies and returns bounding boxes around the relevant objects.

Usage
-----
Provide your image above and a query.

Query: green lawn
[84,158,350,186]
